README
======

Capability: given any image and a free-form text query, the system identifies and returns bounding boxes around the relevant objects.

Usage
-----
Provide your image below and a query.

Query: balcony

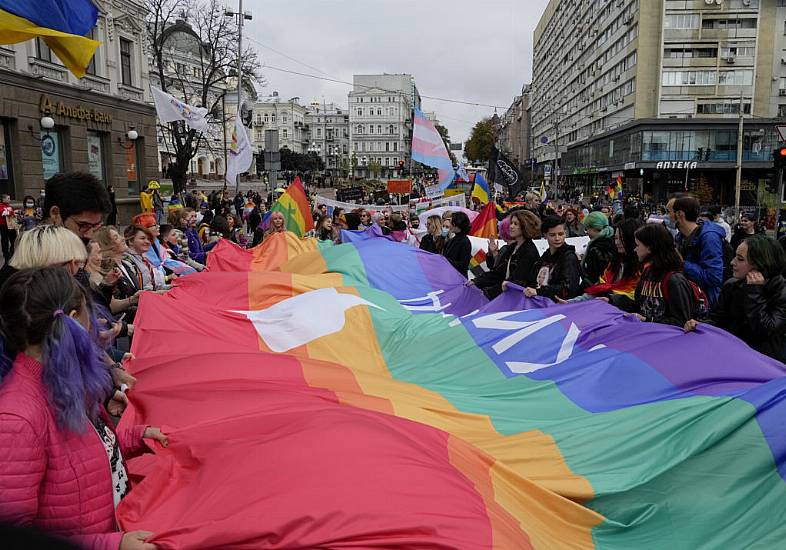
[28,57,67,82]
[76,73,111,95]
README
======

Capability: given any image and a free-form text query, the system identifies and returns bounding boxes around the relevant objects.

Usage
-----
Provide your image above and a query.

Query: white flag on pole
[226,116,253,185]
[151,86,210,132]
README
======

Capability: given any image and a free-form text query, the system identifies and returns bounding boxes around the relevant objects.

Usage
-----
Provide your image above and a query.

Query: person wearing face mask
[470,210,541,299]
[20,195,40,231]
[523,216,582,301]
[441,212,472,276]
[685,235,786,362]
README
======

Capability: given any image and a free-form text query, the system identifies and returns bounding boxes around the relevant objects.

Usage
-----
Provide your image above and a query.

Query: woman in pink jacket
[0,267,164,550]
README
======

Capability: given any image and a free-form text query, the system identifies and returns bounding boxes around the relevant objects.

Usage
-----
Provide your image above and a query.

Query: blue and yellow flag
[471,171,490,204]
[0,0,99,78]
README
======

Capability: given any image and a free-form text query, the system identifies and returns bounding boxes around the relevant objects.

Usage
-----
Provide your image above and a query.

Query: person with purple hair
[0,267,165,550]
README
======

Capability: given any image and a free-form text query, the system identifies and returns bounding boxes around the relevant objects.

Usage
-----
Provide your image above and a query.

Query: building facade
[348,74,421,179]
[531,0,786,205]
[252,93,308,155]
[498,85,532,176]
[304,101,350,179]
[0,0,157,221]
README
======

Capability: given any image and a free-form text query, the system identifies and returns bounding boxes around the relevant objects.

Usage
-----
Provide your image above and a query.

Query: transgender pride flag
[411,108,455,191]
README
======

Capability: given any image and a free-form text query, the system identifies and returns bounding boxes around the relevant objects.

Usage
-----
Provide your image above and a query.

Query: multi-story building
[0,0,157,220]
[499,85,532,177]
[304,101,350,179]
[252,93,308,155]
[348,74,420,179]
[532,0,786,206]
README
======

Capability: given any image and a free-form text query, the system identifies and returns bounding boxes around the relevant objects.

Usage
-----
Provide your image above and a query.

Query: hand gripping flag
[226,116,253,186]
[0,0,99,78]
[269,177,314,237]
[151,86,210,132]
[471,171,491,205]
[412,108,455,191]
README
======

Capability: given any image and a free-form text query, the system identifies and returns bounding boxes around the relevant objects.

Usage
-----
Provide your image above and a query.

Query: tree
[368,160,382,180]
[340,157,350,179]
[280,148,324,173]
[351,153,358,179]
[464,118,496,165]
[147,0,262,194]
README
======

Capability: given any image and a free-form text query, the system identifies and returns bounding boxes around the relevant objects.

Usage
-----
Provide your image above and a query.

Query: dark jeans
[0,226,16,262]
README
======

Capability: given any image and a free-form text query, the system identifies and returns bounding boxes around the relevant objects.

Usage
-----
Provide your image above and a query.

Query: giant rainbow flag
[116,233,786,548]
[0,0,99,78]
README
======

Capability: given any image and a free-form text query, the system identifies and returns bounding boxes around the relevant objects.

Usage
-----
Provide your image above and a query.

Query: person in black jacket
[441,211,472,276]
[470,210,541,299]
[524,216,582,301]
[580,211,617,287]
[685,235,786,362]
[632,223,694,327]
[420,215,445,254]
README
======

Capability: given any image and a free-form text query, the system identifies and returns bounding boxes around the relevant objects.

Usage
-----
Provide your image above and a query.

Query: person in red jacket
[0,267,164,550]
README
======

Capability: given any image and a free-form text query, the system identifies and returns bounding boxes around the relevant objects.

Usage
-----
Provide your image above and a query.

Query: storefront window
[0,120,13,198]
[87,131,105,182]
[126,142,140,195]
[41,130,62,180]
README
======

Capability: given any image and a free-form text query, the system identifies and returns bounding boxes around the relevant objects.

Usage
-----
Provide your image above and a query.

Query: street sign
[777,125,786,142]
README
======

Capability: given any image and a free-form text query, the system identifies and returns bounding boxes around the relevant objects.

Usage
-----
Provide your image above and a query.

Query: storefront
[560,119,782,207]
[0,69,157,221]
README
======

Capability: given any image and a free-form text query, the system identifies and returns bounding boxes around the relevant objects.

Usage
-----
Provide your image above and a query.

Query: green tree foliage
[464,118,495,164]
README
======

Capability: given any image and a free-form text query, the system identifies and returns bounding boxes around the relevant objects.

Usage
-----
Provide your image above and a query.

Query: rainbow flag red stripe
[470,202,498,239]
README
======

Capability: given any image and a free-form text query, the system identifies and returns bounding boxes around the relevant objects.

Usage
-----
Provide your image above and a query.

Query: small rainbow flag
[470,202,498,239]
[608,175,623,200]
[270,177,314,237]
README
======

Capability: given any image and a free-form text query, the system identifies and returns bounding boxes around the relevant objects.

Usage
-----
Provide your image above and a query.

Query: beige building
[498,85,532,175]
[252,93,308,155]
[532,0,786,204]
[0,0,157,222]
[305,101,350,179]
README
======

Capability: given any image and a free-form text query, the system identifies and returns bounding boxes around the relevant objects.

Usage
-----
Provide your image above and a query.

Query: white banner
[314,195,465,215]
[226,117,253,185]
[151,86,209,132]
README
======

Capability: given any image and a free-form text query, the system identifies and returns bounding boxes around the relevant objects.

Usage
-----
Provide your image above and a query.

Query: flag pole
[235,0,245,194]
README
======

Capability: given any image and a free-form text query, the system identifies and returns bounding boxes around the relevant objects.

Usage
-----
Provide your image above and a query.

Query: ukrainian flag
[471,171,490,205]
[0,0,99,78]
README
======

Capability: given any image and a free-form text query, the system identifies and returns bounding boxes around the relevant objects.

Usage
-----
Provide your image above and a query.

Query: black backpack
[721,237,734,283]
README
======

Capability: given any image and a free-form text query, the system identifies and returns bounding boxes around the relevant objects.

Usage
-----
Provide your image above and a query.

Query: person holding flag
[469,210,541,299]
[471,172,491,206]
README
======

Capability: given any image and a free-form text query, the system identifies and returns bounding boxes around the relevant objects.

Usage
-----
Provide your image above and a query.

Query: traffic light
[774,147,786,169]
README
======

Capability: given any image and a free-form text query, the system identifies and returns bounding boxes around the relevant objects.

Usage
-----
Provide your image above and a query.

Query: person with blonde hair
[420,215,446,254]
[0,225,88,289]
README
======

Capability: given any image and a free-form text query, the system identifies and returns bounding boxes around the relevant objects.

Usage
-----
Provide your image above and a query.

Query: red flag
[470,202,498,239]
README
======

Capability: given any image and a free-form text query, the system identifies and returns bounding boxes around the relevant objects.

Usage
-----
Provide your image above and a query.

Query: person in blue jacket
[667,194,726,307]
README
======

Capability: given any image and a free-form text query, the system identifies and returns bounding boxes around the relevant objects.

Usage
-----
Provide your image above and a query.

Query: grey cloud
[244,0,549,146]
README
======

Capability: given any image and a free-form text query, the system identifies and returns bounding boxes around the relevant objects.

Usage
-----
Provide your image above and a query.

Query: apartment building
[304,101,350,179]
[348,74,420,179]
[532,0,786,205]
[252,93,309,154]
[499,85,532,176]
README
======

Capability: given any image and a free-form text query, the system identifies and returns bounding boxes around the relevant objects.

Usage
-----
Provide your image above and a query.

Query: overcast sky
[244,0,550,147]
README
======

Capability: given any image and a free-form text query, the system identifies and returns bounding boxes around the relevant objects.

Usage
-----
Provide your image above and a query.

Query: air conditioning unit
[725,56,735,64]
[780,89,786,96]
[781,58,786,65]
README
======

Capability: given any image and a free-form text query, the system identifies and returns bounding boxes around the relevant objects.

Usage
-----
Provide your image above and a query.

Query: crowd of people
[0,170,785,548]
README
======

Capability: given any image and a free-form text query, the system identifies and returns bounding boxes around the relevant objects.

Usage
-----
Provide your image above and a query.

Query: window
[120,38,133,86]
[385,142,390,152]
[125,138,140,195]
[264,113,269,123]
[282,129,287,138]
[356,125,363,134]
[354,142,359,152]
[718,70,754,86]
[377,125,382,134]
[317,128,322,138]
[388,124,395,135]
[357,108,363,116]
[85,29,97,75]
[271,113,276,124]
[664,14,699,29]
[256,114,262,124]
[36,38,53,63]
[283,115,287,123]
[377,108,382,116]
[0,121,14,198]
[86,131,105,182]
[393,142,398,152]
[369,125,374,134]
[41,130,62,180]
[661,70,716,86]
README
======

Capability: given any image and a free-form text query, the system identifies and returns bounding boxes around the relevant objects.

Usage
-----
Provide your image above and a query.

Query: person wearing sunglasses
[43,172,113,245]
